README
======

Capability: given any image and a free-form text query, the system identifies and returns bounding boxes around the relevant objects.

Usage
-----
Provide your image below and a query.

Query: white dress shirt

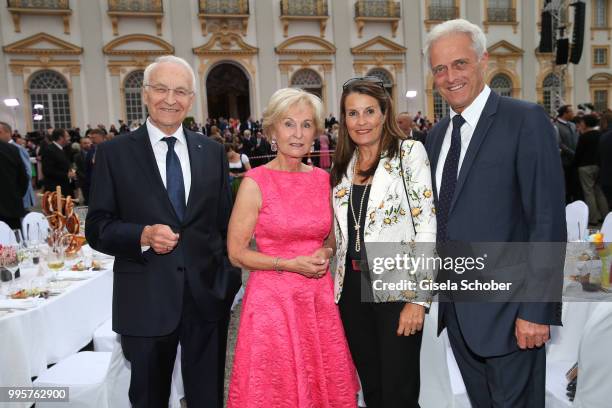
[435,85,491,199]
[146,118,191,203]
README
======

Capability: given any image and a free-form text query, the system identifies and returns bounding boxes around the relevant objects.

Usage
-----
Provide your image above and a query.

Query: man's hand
[515,318,550,349]
[397,303,425,336]
[141,224,179,254]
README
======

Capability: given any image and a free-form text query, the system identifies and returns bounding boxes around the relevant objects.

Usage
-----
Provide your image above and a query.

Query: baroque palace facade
[0,0,611,132]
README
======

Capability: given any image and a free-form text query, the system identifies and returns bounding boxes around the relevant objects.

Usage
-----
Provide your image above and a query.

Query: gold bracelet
[273,256,281,272]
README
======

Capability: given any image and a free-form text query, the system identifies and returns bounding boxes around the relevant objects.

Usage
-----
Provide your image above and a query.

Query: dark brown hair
[331,81,406,187]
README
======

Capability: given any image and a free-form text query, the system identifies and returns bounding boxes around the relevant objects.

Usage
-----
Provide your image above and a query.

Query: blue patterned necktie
[437,115,465,242]
[162,136,186,221]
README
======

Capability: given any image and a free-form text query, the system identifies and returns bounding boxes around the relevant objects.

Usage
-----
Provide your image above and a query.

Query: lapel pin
[197,144,202,149]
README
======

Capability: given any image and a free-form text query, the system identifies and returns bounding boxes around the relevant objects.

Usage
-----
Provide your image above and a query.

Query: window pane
[595,0,607,27]
[124,70,145,125]
[433,90,450,121]
[594,90,608,112]
[29,70,71,130]
[490,74,513,97]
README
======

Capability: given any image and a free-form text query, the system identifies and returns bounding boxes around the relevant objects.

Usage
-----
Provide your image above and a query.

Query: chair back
[21,212,49,242]
[601,212,612,241]
[566,201,589,241]
[573,303,612,407]
[0,221,16,245]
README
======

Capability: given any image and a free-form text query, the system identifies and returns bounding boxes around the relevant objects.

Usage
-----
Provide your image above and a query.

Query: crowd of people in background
[1,103,611,226]
[553,105,612,225]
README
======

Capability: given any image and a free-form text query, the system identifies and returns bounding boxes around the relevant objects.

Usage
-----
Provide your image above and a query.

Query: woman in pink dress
[227,88,358,407]
[319,132,331,169]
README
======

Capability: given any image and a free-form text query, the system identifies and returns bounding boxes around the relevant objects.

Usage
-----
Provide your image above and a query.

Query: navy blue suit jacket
[425,91,566,357]
[86,125,241,337]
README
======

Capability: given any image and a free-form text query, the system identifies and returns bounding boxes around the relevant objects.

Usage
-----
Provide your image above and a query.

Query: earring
[310,142,315,153]
[271,139,278,152]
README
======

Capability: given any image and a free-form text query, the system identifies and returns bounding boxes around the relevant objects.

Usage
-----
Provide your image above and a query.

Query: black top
[347,183,371,261]
[574,130,602,167]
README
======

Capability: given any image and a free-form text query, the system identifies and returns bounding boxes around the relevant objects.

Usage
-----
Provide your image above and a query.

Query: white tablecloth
[0,264,112,397]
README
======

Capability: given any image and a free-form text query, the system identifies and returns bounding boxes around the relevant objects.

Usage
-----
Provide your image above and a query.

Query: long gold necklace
[349,151,372,253]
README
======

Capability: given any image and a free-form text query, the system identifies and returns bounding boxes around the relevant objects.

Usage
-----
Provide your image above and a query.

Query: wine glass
[0,244,20,293]
[25,224,44,265]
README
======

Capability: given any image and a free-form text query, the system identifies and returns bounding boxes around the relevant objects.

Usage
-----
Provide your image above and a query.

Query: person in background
[0,121,30,225]
[41,128,75,197]
[397,111,426,144]
[225,142,251,199]
[599,110,612,210]
[555,105,580,203]
[574,114,608,225]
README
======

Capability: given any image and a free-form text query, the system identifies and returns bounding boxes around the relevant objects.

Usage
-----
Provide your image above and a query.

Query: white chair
[34,351,113,408]
[21,212,49,242]
[0,221,16,245]
[572,303,612,407]
[93,318,184,408]
[601,211,612,240]
[566,201,589,241]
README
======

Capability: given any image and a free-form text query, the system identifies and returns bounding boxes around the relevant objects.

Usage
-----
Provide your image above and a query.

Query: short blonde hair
[262,88,324,138]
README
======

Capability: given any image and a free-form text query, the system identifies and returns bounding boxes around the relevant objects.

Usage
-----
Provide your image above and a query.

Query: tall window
[290,68,323,99]
[433,90,450,121]
[594,0,608,28]
[430,0,456,20]
[490,73,513,97]
[593,47,608,65]
[487,0,514,22]
[542,73,564,115]
[367,68,393,96]
[594,89,608,112]
[124,70,146,125]
[29,70,71,131]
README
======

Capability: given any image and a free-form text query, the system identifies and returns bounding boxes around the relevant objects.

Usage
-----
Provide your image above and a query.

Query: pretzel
[65,213,80,235]
[47,213,66,230]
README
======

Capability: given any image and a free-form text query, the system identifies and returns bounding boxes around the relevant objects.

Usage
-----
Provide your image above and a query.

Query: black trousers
[444,302,546,408]
[121,281,230,408]
[338,260,422,408]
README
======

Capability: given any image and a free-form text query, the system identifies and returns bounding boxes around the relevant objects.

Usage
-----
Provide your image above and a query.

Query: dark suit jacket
[42,142,73,196]
[86,125,241,337]
[0,141,28,221]
[600,129,612,188]
[425,91,566,357]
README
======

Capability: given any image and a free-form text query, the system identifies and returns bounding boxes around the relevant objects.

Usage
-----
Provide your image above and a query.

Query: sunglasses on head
[342,76,385,90]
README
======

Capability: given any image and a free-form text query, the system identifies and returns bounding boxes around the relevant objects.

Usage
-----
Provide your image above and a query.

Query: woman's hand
[397,303,425,336]
[283,255,328,278]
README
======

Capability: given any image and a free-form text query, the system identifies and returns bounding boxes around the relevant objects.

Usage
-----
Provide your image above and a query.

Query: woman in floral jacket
[330,77,436,408]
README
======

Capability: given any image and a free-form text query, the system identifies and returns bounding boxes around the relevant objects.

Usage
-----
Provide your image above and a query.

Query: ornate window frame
[7,0,72,34]
[592,45,610,68]
[424,0,460,32]
[483,0,518,34]
[591,0,612,40]
[354,1,401,38]
[280,0,329,38]
[588,73,612,111]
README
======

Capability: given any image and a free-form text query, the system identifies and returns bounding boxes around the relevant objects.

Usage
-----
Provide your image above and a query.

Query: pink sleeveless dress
[227,166,358,408]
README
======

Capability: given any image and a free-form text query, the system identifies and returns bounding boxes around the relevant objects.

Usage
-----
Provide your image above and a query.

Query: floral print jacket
[332,139,436,305]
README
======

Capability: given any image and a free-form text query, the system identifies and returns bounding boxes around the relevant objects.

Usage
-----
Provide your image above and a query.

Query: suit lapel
[129,125,178,219]
[449,91,499,215]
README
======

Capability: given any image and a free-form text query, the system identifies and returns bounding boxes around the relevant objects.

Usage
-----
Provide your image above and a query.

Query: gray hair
[143,55,196,92]
[423,19,487,68]
[0,121,11,133]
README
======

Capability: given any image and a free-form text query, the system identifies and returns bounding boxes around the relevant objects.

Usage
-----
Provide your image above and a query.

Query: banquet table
[0,256,113,408]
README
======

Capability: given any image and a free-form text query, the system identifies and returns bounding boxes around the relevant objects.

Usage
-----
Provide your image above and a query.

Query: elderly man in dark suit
[86,55,240,408]
[0,128,28,229]
[424,19,565,407]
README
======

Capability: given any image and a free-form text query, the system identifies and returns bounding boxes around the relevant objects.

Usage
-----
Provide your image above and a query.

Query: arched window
[290,69,322,98]
[543,73,564,115]
[490,73,513,97]
[124,70,146,125]
[367,68,394,96]
[29,70,71,130]
[433,90,450,121]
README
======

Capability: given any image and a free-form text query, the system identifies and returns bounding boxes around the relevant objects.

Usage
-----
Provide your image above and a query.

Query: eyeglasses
[342,76,385,90]
[144,84,194,98]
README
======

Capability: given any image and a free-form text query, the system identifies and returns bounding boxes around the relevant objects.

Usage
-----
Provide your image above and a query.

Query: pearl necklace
[349,151,372,253]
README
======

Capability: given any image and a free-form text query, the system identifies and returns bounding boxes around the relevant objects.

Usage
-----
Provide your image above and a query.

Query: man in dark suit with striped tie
[86,56,240,408]
[424,20,565,407]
